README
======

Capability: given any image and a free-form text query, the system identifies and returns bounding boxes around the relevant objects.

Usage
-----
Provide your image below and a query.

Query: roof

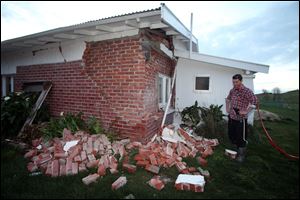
[175,50,269,73]
[1,3,198,52]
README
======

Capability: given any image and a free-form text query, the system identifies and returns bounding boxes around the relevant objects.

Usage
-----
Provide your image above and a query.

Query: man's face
[232,79,242,89]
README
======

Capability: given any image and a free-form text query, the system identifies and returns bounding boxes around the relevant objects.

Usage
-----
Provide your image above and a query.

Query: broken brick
[32,138,42,147]
[82,173,100,185]
[145,164,160,174]
[122,163,136,173]
[109,168,119,174]
[197,157,208,167]
[69,146,81,159]
[74,155,82,163]
[197,167,210,178]
[175,162,187,172]
[188,167,197,173]
[134,154,145,161]
[166,158,176,167]
[54,152,68,158]
[59,164,66,176]
[27,162,38,172]
[148,176,165,191]
[149,154,158,166]
[66,158,73,175]
[136,160,149,167]
[81,150,87,161]
[72,162,78,175]
[79,163,87,172]
[24,150,37,159]
[87,154,96,162]
[51,159,60,177]
[97,164,106,176]
[112,176,127,190]
[45,162,52,176]
[86,160,99,168]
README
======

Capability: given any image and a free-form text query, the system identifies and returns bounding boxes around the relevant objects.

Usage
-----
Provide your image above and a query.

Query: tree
[272,87,281,102]
[262,89,270,101]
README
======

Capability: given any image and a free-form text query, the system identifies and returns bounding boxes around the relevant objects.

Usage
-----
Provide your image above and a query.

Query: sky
[1,1,299,94]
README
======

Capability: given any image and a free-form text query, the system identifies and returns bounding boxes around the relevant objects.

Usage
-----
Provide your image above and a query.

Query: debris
[63,140,79,152]
[27,162,38,172]
[225,149,237,159]
[124,194,135,199]
[122,163,137,174]
[23,123,219,189]
[175,174,205,192]
[97,164,106,176]
[145,164,160,174]
[29,171,42,176]
[148,176,165,190]
[161,127,185,143]
[82,173,100,185]
[112,176,127,190]
[51,159,59,177]
[197,156,208,167]
[24,149,37,159]
[197,167,210,179]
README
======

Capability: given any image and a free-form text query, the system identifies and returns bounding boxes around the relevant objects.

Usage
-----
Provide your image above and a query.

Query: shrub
[41,112,85,139]
[87,116,104,134]
[180,101,201,129]
[180,102,226,138]
[1,92,49,139]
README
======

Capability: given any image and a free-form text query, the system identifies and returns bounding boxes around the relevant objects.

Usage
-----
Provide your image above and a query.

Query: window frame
[158,73,171,108]
[194,74,211,93]
[2,74,15,97]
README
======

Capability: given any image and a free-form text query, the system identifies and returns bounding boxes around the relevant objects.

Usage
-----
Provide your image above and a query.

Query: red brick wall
[15,33,175,142]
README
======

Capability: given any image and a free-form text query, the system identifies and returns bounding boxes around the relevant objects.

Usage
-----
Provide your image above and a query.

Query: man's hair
[232,74,243,81]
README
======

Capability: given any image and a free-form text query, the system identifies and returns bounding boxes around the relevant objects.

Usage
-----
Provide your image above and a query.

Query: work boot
[236,147,246,163]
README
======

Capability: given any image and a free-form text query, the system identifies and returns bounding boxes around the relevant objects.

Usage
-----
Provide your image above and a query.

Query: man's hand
[239,110,247,117]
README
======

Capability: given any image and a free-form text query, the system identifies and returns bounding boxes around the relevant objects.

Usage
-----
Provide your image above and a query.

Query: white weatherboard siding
[1,40,86,75]
[175,57,256,124]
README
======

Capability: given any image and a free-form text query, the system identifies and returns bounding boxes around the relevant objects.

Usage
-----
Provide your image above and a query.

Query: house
[1,4,269,142]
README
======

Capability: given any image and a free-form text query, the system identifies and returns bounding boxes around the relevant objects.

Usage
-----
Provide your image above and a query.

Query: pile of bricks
[24,127,218,191]
[130,127,218,177]
[24,128,129,184]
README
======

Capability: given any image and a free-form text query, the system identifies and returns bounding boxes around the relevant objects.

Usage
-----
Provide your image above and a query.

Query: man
[226,74,257,162]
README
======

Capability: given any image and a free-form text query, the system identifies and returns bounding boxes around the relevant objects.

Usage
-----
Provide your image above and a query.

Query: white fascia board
[175,50,269,74]
[160,43,173,59]
[161,4,198,46]
[1,10,161,46]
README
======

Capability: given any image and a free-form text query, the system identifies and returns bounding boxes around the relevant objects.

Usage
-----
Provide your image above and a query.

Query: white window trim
[2,75,15,97]
[158,73,171,109]
[194,74,211,93]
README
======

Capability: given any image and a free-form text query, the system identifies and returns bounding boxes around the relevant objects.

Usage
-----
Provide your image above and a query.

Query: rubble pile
[23,126,219,192]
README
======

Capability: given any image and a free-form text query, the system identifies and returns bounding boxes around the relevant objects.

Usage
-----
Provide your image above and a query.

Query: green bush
[1,92,49,139]
[197,104,226,138]
[180,102,226,138]
[41,112,86,139]
[180,101,201,129]
[87,116,104,134]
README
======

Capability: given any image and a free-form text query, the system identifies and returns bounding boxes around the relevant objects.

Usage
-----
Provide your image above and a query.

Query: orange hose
[257,103,299,160]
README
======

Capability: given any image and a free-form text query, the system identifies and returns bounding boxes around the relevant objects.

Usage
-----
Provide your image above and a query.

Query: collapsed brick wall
[15,32,175,142]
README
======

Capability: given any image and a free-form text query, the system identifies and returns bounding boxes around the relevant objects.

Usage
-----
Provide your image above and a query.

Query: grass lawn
[1,96,299,198]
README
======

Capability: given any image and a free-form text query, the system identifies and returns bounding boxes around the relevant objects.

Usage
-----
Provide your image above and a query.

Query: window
[158,74,171,108]
[195,76,210,91]
[2,75,14,97]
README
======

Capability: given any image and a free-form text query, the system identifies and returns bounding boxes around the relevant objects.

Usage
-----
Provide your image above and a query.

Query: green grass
[1,92,299,199]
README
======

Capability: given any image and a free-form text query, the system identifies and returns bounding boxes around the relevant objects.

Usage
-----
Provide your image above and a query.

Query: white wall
[175,57,255,124]
[1,40,86,75]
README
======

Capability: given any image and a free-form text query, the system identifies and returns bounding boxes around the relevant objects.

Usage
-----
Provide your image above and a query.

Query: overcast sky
[1,1,299,94]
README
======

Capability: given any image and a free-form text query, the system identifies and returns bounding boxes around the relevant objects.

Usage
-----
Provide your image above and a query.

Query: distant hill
[256,89,299,105]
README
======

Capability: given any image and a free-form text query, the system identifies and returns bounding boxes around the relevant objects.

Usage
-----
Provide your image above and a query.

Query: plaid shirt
[227,84,257,120]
